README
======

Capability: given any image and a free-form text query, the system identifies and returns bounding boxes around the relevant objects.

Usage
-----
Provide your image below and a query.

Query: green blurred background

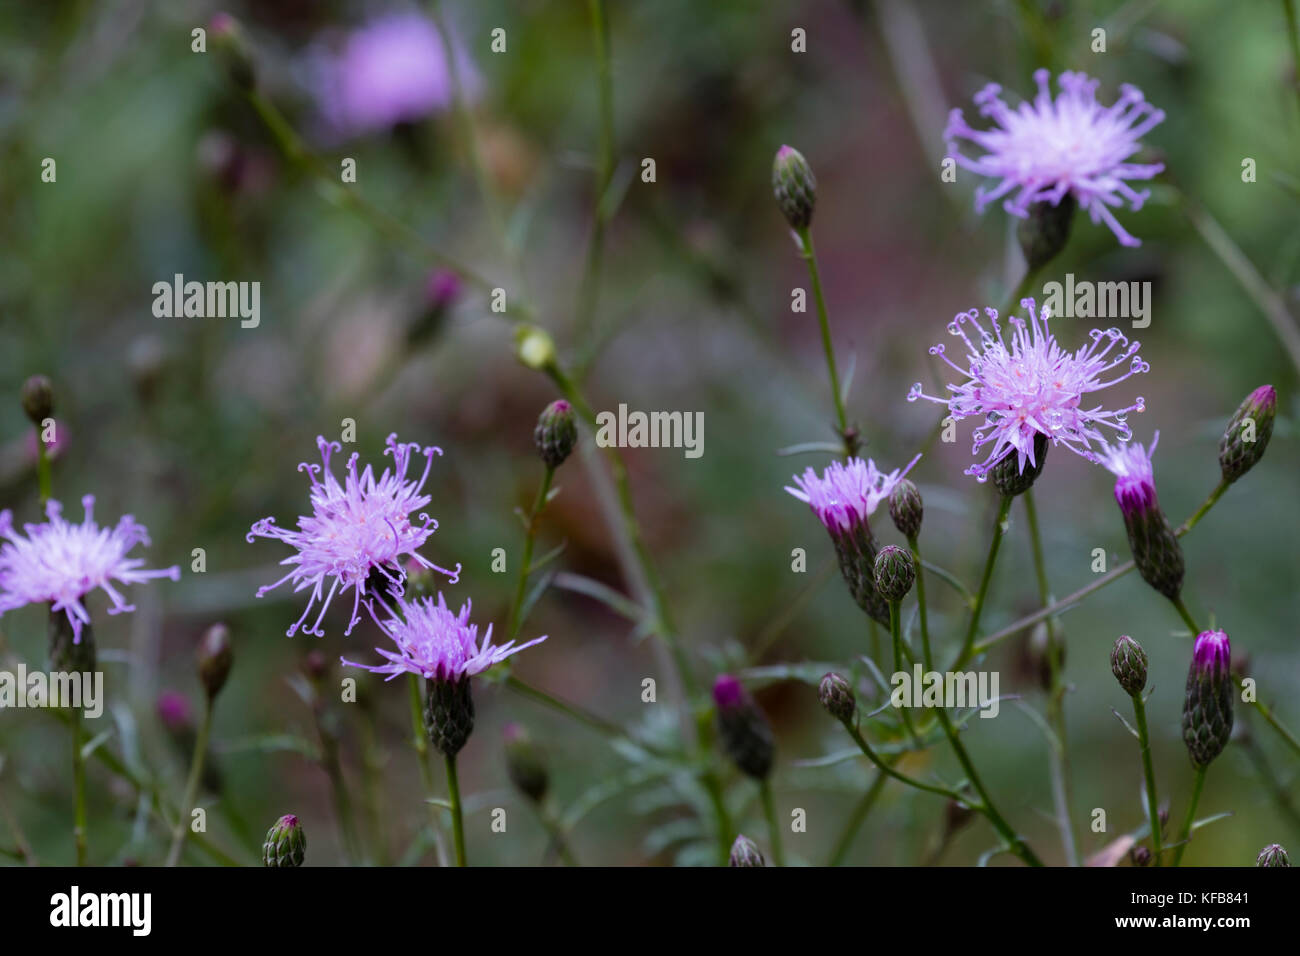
[1,0,1297,866]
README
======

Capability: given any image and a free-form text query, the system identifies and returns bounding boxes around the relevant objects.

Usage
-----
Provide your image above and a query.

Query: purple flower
[247,434,461,638]
[908,298,1148,479]
[712,674,747,711]
[341,592,546,681]
[1192,630,1231,677]
[1100,431,1160,518]
[0,496,180,644]
[945,69,1165,247]
[311,13,479,140]
[785,455,921,535]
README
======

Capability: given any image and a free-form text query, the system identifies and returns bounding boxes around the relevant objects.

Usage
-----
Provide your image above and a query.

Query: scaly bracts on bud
[1218,385,1276,484]
[1017,195,1077,272]
[1256,843,1290,867]
[1110,635,1148,698]
[1101,433,1183,600]
[771,146,815,231]
[20,375,53,426]
[534,400,577,469]
[262,814,306,867]
[991,433,1049,497]
[818,672,856,724]
[888,479,923,540]
[713,675,774,780]
[198,623,233,700]
[1182,630,1233,769]
[873,545,915,603]
[729,833,766,867]
[425,676,474,758]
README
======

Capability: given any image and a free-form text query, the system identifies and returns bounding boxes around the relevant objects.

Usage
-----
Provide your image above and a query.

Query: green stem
[507,466,554,641]
[908,537,934,671]
[1244,688,1300,760]
[758,779,785,866]
[795,227,852,451]
[1170,595,1200,635]
[828,768,889,866]
[1024,489,1077,866]
[972,480,1230,656]
[535,804,579,866]
[1131,692,1163,865]
[445,753,466,867]
[842,722,964,801]
[1172,766,1206,867]
[889,600,921,745]
[575,0,616,339]
[1283,0,1300,109]
[957,495,1014,665]
[71,708,86,866]
[165,696,212,866]
[36,438,52,506]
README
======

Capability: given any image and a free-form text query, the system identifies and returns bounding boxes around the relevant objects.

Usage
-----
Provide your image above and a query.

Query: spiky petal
[909,298,1148,480]
[945,69,1165,247]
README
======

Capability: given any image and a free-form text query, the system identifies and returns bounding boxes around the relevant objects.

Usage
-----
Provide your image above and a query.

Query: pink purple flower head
[341,592,546,682]
[0,495,180,644]
[908,297,1148,480]
[785,455,921,535]
[1192,630,1231,677]
[1100,431,1160,518]
[311,13,479,140]
[247,433,461,638]
[945,69,1165,247]
[712,674,747,712]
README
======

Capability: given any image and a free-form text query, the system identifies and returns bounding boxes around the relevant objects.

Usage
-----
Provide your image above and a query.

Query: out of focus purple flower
[426,269,462,310]
[157,690,192,732]
[908,298,1148,480]
[311,13,479,140]
[341,593,545,681]
[945,69,1165,247]
[247,434,461,638]
[0,496,180,644]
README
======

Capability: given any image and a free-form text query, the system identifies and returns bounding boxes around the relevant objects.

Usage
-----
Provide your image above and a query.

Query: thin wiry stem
[445,753,466,867]
[165,697,213,866]
[759,779,785,866]
[1172,766,1206,867]
[1131,692,1163,865]
[956,495,1014,665]
[796,227,854,453]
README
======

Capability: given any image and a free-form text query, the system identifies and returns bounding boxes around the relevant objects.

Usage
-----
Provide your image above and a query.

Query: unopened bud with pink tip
[1219,385,1276,484]
[1182,630,1233,769]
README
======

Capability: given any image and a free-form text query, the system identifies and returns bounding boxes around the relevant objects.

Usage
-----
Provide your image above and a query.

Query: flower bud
[873,545,915,603]
[991,433,1049,497]
[1110,635,1148,698]
[1218,385,1276,484]
[534,399,577,469]
[514,324,557,371]
[301,649,329,684]
[209,13,256,91]
[1104,435,1184,600]
[407,269,462,346]
[262,814,306,867]
[197,623,233,700]
[771,145,816,231]
[888,479,923,540]
[728,833,766,867]
[712,675,774,780]
[1129,845,1152,867]
[48,607,95,675]
[1181,630,1233,769]
[818,672,856,724]
[1256,843,1291,867]
[20,375,53,426]
[944,798,976,836]
[1016,195,1076,272]
[424,675,475,757]
[503,723,548,804]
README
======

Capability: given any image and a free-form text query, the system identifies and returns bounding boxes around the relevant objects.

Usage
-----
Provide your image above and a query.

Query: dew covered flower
[248,434,461,638]
[310,13,479,140]
[0,496,180,644]
[341,593,546,682]
[785,455,921,535]
[945,69,1165,247]
[908,298,1148,480]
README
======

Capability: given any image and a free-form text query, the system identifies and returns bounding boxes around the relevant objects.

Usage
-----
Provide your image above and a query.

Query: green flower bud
[534,399,577,469]
[728,833,766,867]
[514,325,557,371]
[1110,635,1148,698]
[873,545,915,603]
[503,723,548,804]
[20,375,53,426]
[817,672,856,724]
[210,13,256,91]
[424,676,474,757]
[713,675,774,780]
[1218,385,1276,484]
[1256,843,1291,867]
[197,623,233,700]
[1016,195,1076,273]
[262,814,306,867]
[991,433,1049,498]
[888,479,923,540]
[1182,630,1233,769]
[772,145,816,231]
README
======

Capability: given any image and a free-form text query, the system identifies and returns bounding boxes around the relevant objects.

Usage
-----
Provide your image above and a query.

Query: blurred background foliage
[0,0,1297,866]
